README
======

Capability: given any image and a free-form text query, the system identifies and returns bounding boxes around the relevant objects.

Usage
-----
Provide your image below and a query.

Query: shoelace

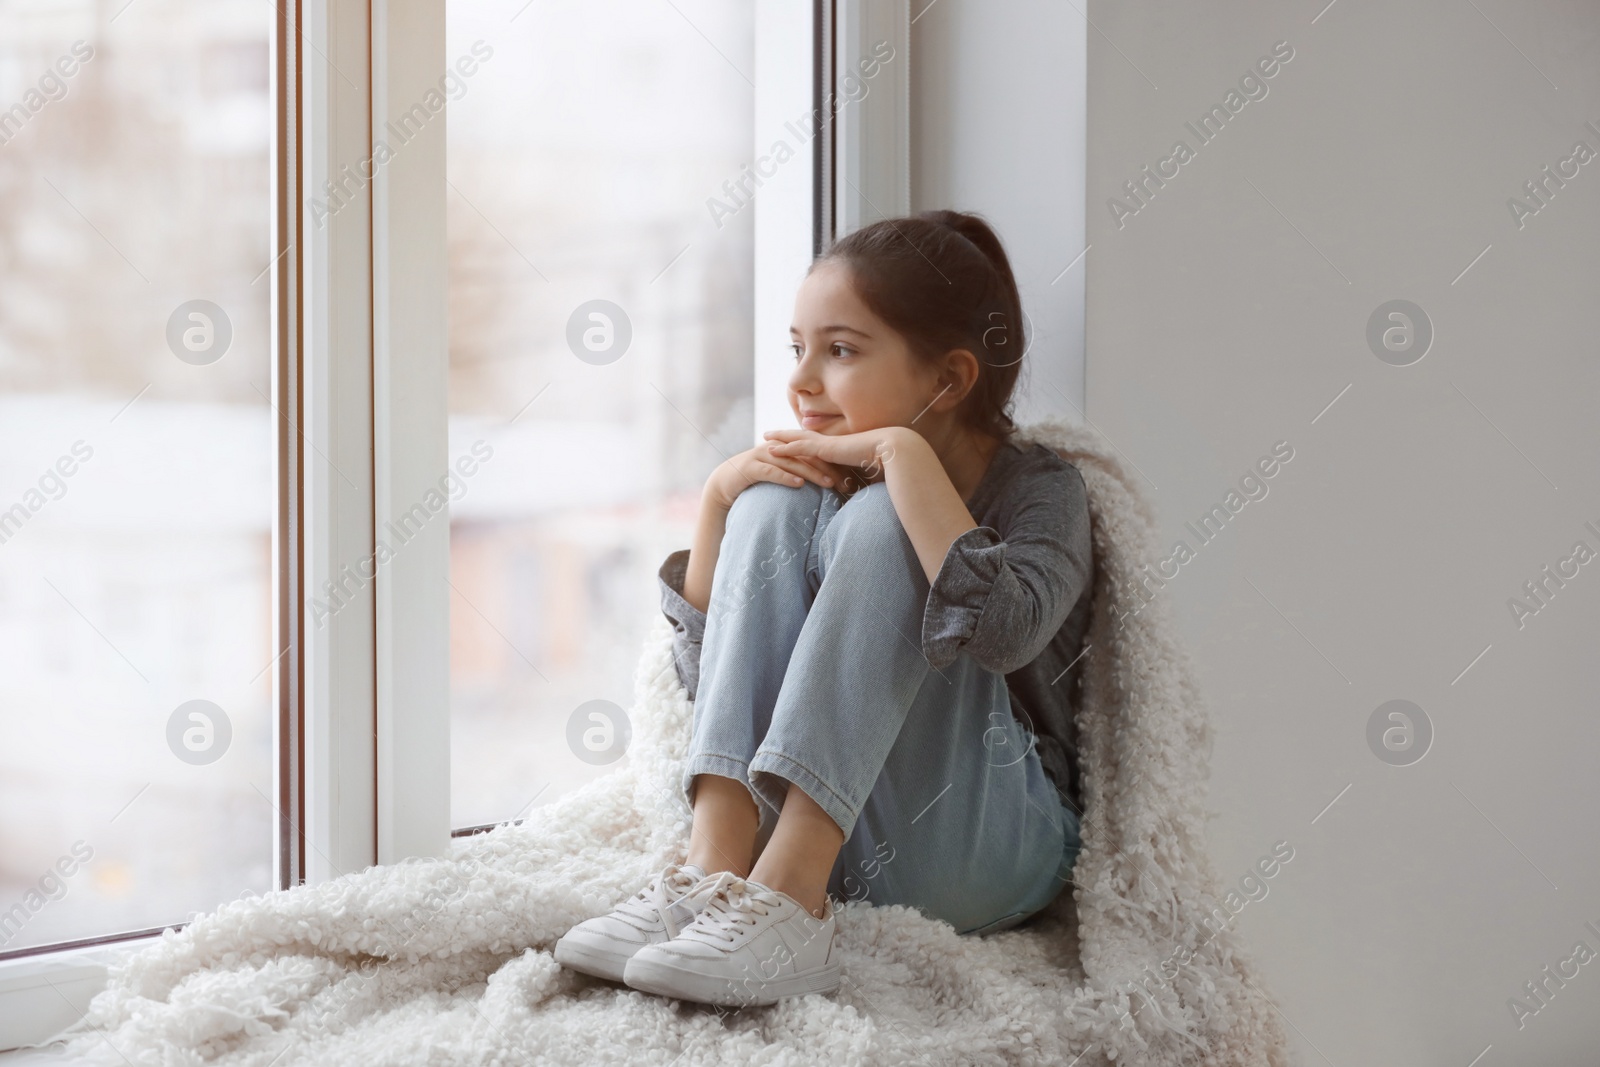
[688,874,786,943]
[618,864,705,940]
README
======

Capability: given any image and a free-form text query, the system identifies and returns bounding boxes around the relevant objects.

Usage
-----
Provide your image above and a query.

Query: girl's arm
[875,427,982,585]
[679,495,730,615]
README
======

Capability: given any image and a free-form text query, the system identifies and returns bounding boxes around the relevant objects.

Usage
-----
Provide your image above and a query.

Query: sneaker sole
[623,953,841,1007]
[553,936,635,983]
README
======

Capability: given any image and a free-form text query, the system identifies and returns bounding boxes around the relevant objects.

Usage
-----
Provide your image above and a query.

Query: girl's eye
[789,342,854,360]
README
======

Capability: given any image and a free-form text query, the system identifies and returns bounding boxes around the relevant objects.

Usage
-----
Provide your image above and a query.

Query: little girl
[555,210,1093,1009]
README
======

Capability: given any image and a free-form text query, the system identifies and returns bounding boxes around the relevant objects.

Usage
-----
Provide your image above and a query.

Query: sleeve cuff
[920,525,1007,670]
[658,548,707,641]
[658,548,706,700]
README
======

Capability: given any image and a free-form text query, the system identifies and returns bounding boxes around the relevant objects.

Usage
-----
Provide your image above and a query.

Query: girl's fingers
[798,457,840,485]
[762,442,827,477]
[761,461,807,487]
[768,438,812,455]
[737,442,835,488]
[783,458,835,486]
[762,458,833,488]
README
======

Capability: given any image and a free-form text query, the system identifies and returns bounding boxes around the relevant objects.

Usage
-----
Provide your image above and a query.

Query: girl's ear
[938,348,982,405]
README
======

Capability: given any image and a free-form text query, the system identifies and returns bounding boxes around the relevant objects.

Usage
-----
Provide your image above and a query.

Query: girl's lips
[801,413,838,428]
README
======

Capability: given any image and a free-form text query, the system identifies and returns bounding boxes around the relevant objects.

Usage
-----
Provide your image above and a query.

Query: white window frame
[299,0,453,887]
[834,0,911,237]
[0,0,874,1050]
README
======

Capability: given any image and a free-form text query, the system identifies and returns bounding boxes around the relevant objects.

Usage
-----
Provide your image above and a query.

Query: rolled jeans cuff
[682,752,773,823]
[748,749,859,841]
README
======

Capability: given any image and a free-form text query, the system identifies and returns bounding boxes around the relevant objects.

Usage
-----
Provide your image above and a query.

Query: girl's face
[786,260,944,436]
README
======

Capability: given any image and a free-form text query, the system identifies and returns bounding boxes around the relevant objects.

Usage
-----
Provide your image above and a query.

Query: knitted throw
[42,416,1294,1066]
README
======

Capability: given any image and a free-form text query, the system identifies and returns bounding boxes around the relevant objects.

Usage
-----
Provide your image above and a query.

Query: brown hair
[812,210,1025,443]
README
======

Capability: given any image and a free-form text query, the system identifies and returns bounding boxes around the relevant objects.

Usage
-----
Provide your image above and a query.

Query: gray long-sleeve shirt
[656,435,1094,813]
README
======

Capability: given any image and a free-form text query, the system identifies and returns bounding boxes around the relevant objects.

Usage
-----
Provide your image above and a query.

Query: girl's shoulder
[1004,438,1088,495]
[979,437,1089,528]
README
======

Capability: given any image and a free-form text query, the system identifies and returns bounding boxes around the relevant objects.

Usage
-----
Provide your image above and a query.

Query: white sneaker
[622,872,840,1007]
[553,862,717,982]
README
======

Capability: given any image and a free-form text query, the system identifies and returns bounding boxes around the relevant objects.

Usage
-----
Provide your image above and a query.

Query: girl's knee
[729,479,828,529]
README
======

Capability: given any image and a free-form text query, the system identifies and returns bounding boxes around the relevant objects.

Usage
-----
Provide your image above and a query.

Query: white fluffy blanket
[43,417,1293,1066]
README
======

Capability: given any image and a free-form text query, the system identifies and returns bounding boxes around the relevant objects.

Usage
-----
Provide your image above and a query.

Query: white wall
[1081,1,1600,1063]
[911,0,1088,421]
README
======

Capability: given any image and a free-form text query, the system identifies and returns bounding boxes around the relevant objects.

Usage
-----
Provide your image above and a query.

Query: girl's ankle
[685,859,748,879]
[749,874,826,918]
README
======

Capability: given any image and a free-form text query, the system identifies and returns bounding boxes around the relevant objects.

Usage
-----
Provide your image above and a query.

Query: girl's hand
[762,427,903,492]
[706,441,839,511]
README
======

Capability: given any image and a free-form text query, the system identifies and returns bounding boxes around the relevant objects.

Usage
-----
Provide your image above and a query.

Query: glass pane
[0,1,274,952]
[445,1,754,828]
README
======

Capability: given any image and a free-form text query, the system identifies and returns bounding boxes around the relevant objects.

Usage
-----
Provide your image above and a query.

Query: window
[0,0,275,954]
[443,0,756,829]
[0,0,828,1045]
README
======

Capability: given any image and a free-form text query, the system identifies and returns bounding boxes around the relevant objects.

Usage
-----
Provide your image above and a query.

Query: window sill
[0,937,152,1054]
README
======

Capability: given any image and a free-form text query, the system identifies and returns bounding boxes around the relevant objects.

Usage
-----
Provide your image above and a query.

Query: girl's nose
[788,358,817,394]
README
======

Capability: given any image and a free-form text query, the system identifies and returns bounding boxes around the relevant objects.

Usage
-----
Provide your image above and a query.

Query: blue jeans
[680,478,1083,936]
